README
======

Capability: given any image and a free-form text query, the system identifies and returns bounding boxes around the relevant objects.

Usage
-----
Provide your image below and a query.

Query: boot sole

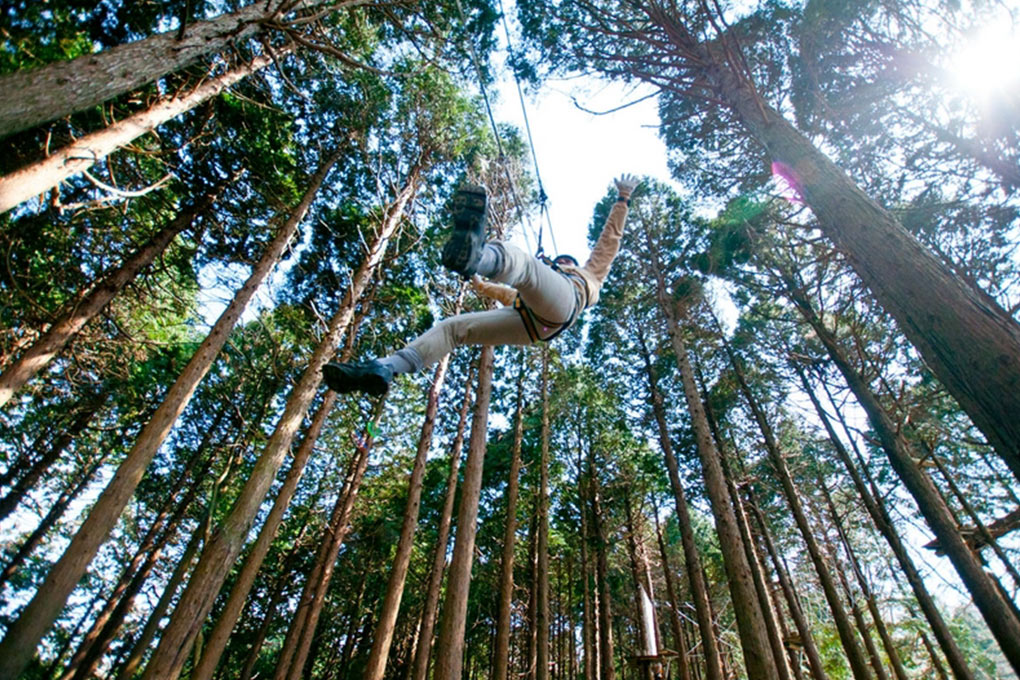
[323,363,390,396]
[443,185,487,276]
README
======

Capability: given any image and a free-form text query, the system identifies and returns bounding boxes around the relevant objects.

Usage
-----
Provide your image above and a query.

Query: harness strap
[514,275,587,343]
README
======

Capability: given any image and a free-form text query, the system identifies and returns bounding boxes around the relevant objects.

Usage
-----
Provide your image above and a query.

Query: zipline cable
[497,0,558,256]
[454,0,560,255]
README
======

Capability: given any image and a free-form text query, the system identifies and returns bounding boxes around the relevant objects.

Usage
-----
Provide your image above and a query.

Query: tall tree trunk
[139,168,410,680]
[188,388,339,680]
[432,343,495,680]
[791,360,976,680]
[363,340,458,680]
[0,148,342,680]
[643,2,1020,481]
[624,496,660,680]
[578,446,596,680]
[537,347,552,680]
[282,402,385,680]
[0,0,355,138]
[742,486,831,680]
[644,230,780,680]
[588,443,616,680]
[114,514,205,680]
[634,328,725,680]
[494,360,527,680]
[718,329,873,680]
[65,451,213,680]
[650,497,693,680]
[0,394,105,519]
[409,361,476,680]
[784,277,1020,673]
[819,476,910,680]
[695,356,794,680]
[0,57,257,214]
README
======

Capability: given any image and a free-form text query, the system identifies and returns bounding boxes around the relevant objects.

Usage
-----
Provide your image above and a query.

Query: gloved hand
[614,173,640,198]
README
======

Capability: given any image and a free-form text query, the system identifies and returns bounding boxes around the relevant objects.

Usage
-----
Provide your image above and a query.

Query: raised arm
[582,174,640,284]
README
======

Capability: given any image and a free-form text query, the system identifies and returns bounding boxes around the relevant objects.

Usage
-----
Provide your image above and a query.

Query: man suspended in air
[322,174,640,395]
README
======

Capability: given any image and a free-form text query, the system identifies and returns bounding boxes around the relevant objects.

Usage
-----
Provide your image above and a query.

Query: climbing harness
[513,256,589,343]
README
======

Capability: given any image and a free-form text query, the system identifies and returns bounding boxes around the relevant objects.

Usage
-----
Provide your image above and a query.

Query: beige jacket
[472,199,630,309]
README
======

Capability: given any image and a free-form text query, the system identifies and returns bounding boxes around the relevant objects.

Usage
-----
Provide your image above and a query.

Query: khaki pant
[407,243,580,367]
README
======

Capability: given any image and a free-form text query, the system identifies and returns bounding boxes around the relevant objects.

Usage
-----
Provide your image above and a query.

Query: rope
[497,0,558,256]
[453,0,557,256]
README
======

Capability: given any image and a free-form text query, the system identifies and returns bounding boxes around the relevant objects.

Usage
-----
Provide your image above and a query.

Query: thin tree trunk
[819,477,910,680]
[634,328,725,680]
[362,343,457,680]
[409,361,476,680]
[718,329,873,680]
[644,230,779,680]
[589,444,615,680]
[743,487,831,680]
[791,360,976,680]
[0,59,255,214]
[115,509,206,680]
[140,167,410,680]
[537,347,552,680]
[237,528,310,680]
[65,452,212,680]
[624,496,659,680]
[188,389,339,680]
[272,401,385,680]
[0,0,359,138]
[0,452,105,590]
[579,446,596,680]
[0,394,105,519]
[0,148,342,680]
[785,277,1020,674]
[651,496,693,680]
[494,359,527,680]
[286,406,382,680]
[432,344,495,680]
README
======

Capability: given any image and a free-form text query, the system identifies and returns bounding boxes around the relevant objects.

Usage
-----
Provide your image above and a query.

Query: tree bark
[0,57,263,214]
[634,328,724,680]
[719,330,873,680]
[537,347,552,680]
[280,400,384,680]
[743,486,831,680]
[138,165,409,680]
[785,278,1020,674]
[644,228,780,680]
[0,148,341,680]
[0,0,360,138]
[432,344,495,680]
[0,451,104,590]
[820,476,910,680]
[650,497,693,680]
[589,444,616,680]
[409,362,476,680]
[188,390,338,680]
[791,360,975,680]
[362,348,455,680]
[494,360,527,680]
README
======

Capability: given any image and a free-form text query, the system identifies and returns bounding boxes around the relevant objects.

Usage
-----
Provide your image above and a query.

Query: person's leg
[406,307,532,368]
[487,243,577,324]
[322,308,531,395]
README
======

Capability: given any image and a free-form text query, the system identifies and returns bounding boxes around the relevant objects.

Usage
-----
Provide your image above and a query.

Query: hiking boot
[441,184,488,277]
[322,360,393,396]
